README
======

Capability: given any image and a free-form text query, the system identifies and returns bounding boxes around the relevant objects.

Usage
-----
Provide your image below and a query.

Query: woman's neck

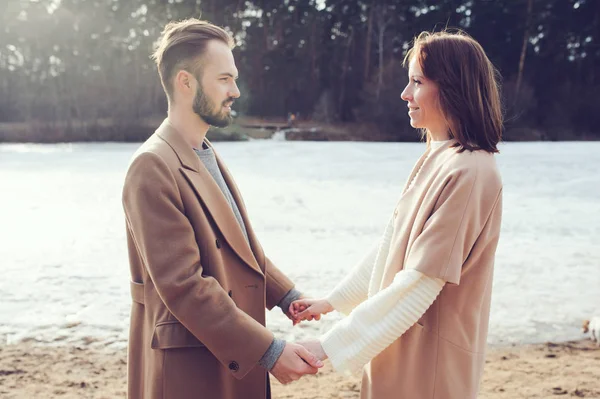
[428,129,450,142]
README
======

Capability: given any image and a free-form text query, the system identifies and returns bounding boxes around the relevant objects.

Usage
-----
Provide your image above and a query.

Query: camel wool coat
[122,119,295,399]
[361,141,503,399]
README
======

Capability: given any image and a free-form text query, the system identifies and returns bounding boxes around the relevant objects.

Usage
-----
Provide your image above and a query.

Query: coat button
[228,361,239,372]
[394,209,398,218]
[216,238,221,249]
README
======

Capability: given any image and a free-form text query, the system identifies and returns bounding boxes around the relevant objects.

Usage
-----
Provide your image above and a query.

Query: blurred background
[1,0,599,143]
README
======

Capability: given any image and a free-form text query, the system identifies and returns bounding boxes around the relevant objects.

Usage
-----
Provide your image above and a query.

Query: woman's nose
[400,85,411,102]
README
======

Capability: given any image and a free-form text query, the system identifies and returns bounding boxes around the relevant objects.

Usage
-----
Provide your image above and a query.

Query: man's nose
[230,82,241,99]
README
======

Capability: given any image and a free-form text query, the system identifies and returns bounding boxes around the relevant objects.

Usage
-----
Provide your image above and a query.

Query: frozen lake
[0,140,598,349]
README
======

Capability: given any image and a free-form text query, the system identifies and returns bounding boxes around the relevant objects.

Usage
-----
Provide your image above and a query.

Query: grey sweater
[194,145,301,370]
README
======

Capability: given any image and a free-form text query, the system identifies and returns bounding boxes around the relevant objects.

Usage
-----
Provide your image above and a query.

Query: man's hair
[151,18,234,102]
[404,30,503,153]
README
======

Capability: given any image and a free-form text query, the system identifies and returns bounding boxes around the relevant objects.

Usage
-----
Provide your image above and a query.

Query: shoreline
[1,118,599,143]
[1,339,598,398]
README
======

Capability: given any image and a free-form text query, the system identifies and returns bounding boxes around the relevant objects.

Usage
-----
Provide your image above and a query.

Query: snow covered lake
[0,140,598,349]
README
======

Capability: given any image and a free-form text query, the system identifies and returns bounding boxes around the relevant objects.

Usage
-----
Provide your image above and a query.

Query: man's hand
[270,342,323,385]
[283,295,306,326]
[298,339,327,361]
[289,298,334,324]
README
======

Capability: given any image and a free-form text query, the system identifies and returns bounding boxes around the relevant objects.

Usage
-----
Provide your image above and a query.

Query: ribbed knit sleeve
[320,269,445,374]
[326,242,379,315]
[326,218,394,315]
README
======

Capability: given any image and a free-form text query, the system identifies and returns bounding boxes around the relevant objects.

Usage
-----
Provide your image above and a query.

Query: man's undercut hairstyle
[152,18,234,102]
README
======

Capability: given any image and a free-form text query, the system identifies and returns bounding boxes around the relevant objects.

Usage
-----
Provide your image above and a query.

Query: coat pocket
[151,320,206,350]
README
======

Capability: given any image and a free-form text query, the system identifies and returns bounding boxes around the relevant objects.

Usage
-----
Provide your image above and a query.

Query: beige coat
[122,119,295,399]
[361,142,503,399]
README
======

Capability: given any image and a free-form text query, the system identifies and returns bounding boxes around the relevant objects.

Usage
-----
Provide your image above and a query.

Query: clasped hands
[270,298,334,385]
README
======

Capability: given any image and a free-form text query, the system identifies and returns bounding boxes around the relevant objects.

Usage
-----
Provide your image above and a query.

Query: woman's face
[401,55,448,137]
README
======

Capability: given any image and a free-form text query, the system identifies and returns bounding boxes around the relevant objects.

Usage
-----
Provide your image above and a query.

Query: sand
[0,340,598,398]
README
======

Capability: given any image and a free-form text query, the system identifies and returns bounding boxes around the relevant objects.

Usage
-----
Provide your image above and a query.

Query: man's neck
[167,107,210,149]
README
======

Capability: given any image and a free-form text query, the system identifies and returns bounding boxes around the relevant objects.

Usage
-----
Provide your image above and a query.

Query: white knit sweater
[320,142,449,374]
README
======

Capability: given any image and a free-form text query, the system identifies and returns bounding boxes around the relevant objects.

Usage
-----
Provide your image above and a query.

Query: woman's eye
[413,79,421,85]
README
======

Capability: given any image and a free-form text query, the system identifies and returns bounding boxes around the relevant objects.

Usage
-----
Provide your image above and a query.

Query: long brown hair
[404,30,503,153]
[151,19,234,103]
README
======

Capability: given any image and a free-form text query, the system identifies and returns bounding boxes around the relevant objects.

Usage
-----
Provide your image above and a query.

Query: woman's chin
[409,119,422,129]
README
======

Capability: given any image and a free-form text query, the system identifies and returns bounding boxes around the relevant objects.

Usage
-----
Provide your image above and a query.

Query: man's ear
[175,70,193,91]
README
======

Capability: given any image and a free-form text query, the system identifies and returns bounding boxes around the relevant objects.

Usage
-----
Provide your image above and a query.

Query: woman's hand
[298,339,328,361]
[289,298,334,324]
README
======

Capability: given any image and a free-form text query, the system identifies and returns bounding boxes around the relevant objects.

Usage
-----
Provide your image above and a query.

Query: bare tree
[515,0,533,101]
[372,4,392,100]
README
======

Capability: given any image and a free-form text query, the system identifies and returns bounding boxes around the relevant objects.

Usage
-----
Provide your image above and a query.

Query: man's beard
[192,85,233,128]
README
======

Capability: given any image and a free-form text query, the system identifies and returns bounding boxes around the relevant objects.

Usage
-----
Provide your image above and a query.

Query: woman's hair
[152,18,234,102]
[404,30,503,153]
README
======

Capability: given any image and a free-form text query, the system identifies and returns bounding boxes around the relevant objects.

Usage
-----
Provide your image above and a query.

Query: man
[122,19,322,399]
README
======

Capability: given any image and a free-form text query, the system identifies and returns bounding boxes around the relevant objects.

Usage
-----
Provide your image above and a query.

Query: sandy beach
[1,339,598,398]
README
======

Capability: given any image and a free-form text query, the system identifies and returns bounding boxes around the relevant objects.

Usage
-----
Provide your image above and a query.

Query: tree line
[1,0,598,142]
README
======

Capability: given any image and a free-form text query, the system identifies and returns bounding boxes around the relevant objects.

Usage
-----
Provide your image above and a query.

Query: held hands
[270,342,324,385]
[289,298,334,324]
[298,339,327,361]
[271,298,330,385]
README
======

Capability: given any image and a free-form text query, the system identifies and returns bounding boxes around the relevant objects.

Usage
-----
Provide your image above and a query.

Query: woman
[291,30,503,399]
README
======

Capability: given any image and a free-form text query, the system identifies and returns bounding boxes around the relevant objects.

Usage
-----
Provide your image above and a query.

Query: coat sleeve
[123,151,273,379]
[405,162,503,285]
[264,256,296,310]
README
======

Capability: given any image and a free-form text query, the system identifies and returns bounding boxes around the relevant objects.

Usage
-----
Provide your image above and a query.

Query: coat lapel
[401,139,459,195]
[156,119,263,276]
[209,141,266,272]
